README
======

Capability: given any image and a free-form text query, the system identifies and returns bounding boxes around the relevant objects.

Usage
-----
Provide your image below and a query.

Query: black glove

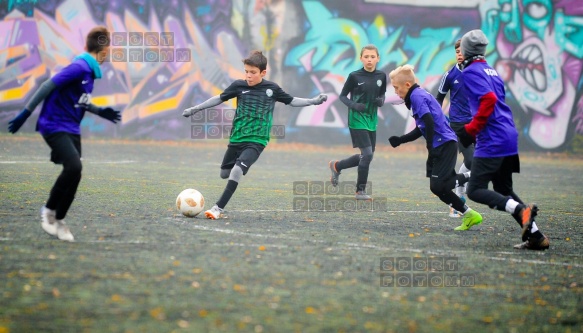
[455,126,475,148]
[353,103,366,112]
[98,107,121,123]
[375,97,385,107]
[8,109,32,134]
[388,136,401,148]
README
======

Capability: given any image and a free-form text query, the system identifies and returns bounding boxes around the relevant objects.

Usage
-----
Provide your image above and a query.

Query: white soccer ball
[176,189,205,217]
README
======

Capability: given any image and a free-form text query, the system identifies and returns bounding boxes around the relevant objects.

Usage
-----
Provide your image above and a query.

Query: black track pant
[43,132,82,220]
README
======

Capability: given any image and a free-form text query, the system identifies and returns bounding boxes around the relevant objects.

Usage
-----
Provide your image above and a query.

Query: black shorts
[220,142,265,175]
[427,140,457,179]
[42,132,82,165]
[349,129,376,151]
[468,154,520,194]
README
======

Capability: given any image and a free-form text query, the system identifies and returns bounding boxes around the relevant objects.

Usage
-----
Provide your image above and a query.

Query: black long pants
[43,132,82,220]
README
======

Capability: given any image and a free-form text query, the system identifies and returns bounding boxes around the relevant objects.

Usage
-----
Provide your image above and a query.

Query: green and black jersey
[220,79,294,146]
[340,68,387,131]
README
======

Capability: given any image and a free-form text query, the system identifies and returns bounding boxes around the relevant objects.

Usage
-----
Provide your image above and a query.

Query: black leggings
[43,133,82,220]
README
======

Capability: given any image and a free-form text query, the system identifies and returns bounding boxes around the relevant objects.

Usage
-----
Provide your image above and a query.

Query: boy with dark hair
[8,26,121,241]
[456,29,549,250]
[182,50,327,219]
[436,39,475,217]
[388,64,483,230]
[328,45,386,200]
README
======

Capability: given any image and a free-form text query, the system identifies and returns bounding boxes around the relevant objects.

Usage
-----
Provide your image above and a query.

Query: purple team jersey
[410,87,457,148]
[462,61,518,158]
[36,59,95,135]
[437,64,472,123]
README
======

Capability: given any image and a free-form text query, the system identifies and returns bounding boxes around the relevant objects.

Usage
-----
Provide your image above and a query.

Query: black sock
[356,165,369,192]
[336,154,360,171]
[216,180,238,209]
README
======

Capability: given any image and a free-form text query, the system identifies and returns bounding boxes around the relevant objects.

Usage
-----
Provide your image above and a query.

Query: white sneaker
[204,205,224,220]
[355,191,372,200]
[56,220,74,242]
[449,207,460,218]
[41,206,58,236]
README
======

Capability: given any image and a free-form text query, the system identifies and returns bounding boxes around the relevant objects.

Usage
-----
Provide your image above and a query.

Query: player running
[388,64,483,230]
[7,26,121,241]
[328,45,386,200]
[456,29,549,250]
[436,39,475,217]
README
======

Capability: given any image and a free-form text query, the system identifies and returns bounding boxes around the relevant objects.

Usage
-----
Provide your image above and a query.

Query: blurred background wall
[1,0,582,153]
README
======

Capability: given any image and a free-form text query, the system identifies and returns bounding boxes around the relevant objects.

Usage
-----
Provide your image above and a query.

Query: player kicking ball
[7,26,121,241]
[182,50,327,219]
[387,64,483,230]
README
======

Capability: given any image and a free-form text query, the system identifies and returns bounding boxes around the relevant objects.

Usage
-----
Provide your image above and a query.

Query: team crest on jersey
[376,80,382,87]
[266,89,273,97]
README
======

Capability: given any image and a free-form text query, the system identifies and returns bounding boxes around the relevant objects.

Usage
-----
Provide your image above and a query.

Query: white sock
[530,222,539,233]
[458,163,470,174]
[505,199,520,214]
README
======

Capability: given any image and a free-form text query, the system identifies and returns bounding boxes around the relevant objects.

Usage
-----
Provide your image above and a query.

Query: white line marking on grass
[487,255,582,267]
[233,210,451,214]
[86,160,136,164]
[0,160,136,164]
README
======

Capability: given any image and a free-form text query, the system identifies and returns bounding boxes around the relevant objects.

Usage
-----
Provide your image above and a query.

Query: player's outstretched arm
[75,98,121,124]
[79,104,122,124]
[8,79,57,133]
[182,95,223,117]
[388,127,423,148]
[289,94,327,107]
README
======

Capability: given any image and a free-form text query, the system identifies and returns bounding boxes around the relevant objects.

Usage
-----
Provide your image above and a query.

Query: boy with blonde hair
[388,64,482,230]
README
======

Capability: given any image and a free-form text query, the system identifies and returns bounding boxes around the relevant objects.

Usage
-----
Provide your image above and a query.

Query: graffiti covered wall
[1,0,582,152]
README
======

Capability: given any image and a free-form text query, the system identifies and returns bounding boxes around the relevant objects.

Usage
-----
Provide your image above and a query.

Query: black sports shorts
[349,129,376,151]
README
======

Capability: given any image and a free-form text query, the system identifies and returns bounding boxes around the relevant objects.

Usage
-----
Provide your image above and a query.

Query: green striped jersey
[340,68,387,131]
[220,79,293,146]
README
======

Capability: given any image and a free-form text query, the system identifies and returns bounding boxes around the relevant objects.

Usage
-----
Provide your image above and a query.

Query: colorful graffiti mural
[1,0,582,151]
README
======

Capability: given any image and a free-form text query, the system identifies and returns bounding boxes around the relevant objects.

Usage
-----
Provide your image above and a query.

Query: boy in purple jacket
[456,29,549,250]
[388,64,483,230]
[436,39,474,217]
[8,26,121,241]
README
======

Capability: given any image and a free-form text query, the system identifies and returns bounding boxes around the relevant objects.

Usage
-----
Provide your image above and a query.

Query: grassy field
[1,134,582,333]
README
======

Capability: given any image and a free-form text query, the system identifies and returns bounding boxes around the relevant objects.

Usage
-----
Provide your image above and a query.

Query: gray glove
[310,94,328,105]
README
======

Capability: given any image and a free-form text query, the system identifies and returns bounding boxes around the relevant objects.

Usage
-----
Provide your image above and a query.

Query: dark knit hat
[461,29,488,58]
